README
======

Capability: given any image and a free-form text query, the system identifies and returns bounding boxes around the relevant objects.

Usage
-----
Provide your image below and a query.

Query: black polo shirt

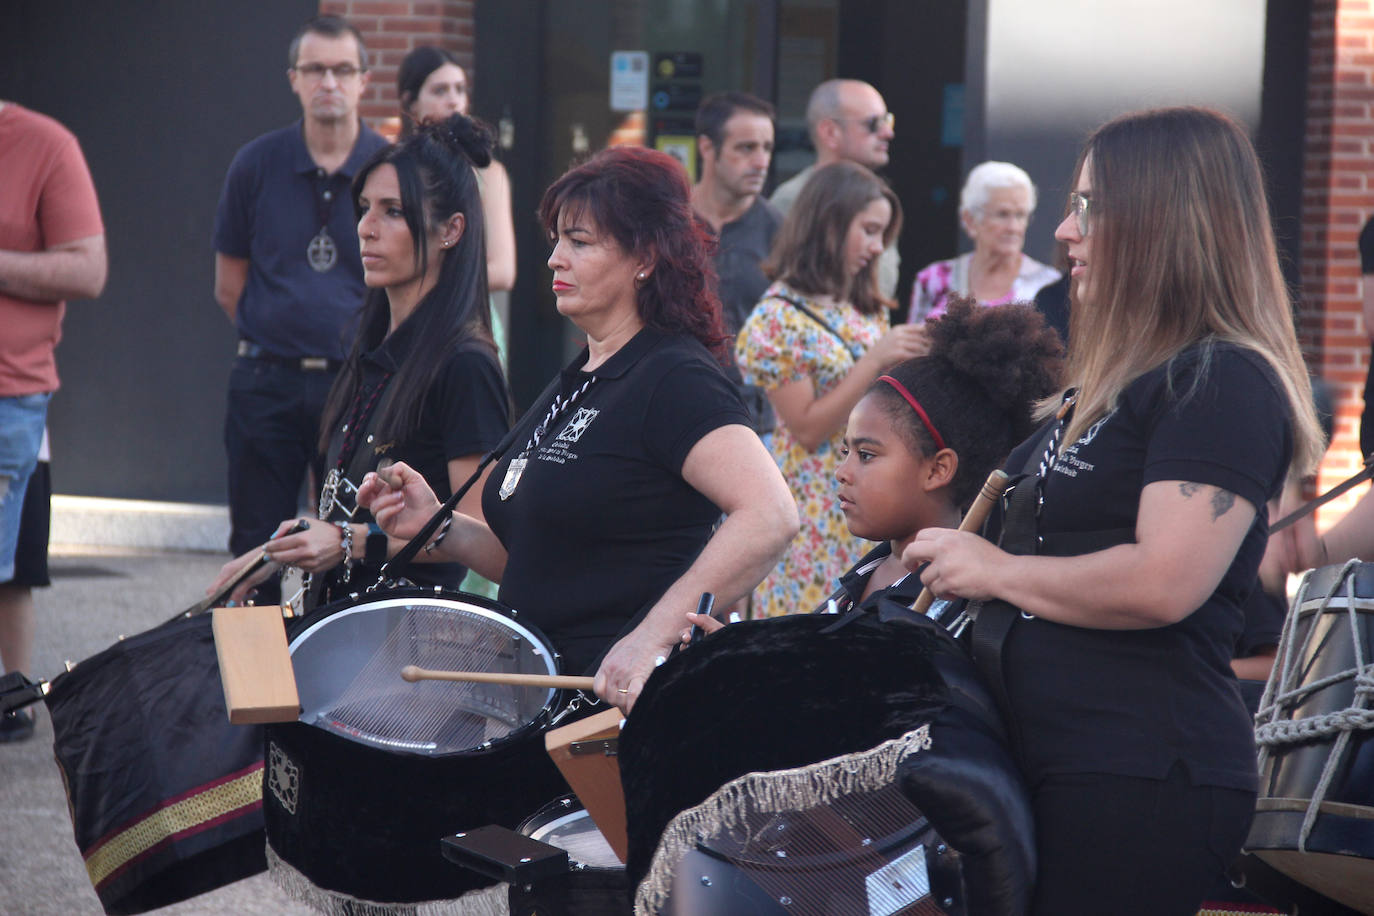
[998,342,1291,791]
[323,319,508,592]
[213,120,388,359]
[483,327,750,675]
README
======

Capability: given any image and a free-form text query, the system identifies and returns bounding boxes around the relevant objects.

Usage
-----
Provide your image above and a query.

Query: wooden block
[211,605,300,725]
[545,707,627,863]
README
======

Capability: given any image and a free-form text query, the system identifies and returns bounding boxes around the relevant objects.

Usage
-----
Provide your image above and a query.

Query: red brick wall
[1303,0,1373,525]
[319,0,475,138]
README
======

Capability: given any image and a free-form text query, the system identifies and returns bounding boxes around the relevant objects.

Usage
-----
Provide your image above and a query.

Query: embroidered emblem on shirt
[555,407,600,443]
[1078,409,1116,446]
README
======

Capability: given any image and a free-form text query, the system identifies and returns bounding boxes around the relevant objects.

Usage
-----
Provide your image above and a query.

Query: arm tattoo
[1177,481,1238,521]
[1210,488,1237,521]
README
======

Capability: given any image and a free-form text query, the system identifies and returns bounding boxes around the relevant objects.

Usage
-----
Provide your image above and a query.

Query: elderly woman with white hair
[908,160,1060,324]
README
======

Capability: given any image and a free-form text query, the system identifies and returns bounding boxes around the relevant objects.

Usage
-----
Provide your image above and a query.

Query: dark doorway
[0,0,316,503]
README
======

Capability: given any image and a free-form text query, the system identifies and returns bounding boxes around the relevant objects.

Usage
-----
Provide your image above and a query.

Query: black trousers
[223,356,336,600]
[1029,762,1255,916]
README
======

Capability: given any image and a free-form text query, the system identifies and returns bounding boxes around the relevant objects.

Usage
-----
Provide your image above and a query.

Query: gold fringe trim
[265,841,509,915]
[634,724,933,914]
[86,763,263,888]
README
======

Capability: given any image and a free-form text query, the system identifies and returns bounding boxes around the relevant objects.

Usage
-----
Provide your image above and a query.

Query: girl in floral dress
[738,161,927,617]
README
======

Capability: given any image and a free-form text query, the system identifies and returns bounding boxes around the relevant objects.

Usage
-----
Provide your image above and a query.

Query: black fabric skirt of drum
[46,612,266,915]
[619,610,1038,915]
[620,614,953,889]
[263,720,570,904]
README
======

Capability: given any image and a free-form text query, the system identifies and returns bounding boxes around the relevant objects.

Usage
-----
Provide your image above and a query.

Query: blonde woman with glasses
[906,107,1324,915]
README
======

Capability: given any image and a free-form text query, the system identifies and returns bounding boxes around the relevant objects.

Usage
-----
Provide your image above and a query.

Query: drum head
[521,795,623,870]
[288,589,559,756]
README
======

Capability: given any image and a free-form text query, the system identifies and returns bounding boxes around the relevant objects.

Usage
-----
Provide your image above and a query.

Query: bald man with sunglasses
[770,79,900,299]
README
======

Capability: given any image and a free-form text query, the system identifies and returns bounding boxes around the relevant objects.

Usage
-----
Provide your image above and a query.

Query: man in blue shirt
[213,15,387,596]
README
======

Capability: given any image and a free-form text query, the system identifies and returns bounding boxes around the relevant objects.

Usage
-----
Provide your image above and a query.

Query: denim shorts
[0,393,51,582]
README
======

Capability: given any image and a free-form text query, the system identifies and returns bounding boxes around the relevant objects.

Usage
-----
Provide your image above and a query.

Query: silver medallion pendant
[319,467,341,517]
[498,457,527,501]
[308,228,338,273]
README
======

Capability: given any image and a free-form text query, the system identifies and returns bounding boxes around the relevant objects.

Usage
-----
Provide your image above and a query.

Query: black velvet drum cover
[618,608,1037,915]
[263,588,571,907]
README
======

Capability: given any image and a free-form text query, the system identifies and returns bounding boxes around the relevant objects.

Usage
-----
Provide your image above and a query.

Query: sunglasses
[839,112,895,134]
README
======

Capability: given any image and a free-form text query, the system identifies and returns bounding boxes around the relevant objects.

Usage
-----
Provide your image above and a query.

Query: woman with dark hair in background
[906,107,1326,914]
[737,161,927,619]
[360,145,797,711]
[209,113,508,606]
[398,46,516,364]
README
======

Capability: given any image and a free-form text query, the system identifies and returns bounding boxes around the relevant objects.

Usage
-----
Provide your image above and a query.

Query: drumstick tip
[400,665,422,682]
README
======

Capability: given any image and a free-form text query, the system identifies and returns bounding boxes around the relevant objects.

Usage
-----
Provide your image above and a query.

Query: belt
[237,340,339,372]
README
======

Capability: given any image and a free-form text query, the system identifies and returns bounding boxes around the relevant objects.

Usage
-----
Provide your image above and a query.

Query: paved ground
[0,549,315,916]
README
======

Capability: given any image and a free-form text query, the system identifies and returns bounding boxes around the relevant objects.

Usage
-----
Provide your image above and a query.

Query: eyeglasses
[294,62,363,81]
[1069,191,1093,236]
[839,112,895,134]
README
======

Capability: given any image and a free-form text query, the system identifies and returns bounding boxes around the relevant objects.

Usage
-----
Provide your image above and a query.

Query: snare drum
[508,795,630,915]
[263,587,573,909]
[1250,561,1374,913]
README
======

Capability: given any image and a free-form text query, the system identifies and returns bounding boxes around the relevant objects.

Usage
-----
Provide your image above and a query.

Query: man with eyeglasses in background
[212,15,387,603]
[770,79,901,299]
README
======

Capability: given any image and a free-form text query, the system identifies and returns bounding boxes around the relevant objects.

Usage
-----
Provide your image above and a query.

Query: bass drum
[264,586,572,911]
[619,609,1036,916]
[507,794,630,915]
[1250,561,1374,914]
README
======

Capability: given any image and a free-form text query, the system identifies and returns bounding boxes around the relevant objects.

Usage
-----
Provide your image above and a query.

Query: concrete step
[51,495,230,553]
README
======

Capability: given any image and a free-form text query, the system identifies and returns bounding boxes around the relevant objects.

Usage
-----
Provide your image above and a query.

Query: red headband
[877,375,946,451]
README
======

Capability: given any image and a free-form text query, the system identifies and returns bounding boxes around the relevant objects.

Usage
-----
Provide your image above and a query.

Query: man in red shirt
[0,101,106,741]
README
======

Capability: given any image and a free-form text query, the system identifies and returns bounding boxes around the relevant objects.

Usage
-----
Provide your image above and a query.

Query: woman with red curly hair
[361,146,797,712]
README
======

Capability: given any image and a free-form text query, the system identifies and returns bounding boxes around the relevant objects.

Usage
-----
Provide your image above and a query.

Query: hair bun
[429,113,494,169]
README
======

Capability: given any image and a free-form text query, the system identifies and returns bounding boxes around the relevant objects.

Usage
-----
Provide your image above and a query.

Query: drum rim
[285,586,565,756]
[520,795,588,839]
[288,588,559,678]
[518,794,623,872]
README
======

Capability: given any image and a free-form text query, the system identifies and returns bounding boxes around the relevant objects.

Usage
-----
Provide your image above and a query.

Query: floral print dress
[737,281,888,618]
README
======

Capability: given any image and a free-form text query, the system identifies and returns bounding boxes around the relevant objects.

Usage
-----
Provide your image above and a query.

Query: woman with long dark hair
[906,107,1325,915]
[737,161,927,618]
[359,145,797,711]
[209,113,508,604]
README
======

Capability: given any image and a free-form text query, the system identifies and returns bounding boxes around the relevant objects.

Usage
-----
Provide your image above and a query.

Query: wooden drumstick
[400,665,595,690]
[910,469,1011,616]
